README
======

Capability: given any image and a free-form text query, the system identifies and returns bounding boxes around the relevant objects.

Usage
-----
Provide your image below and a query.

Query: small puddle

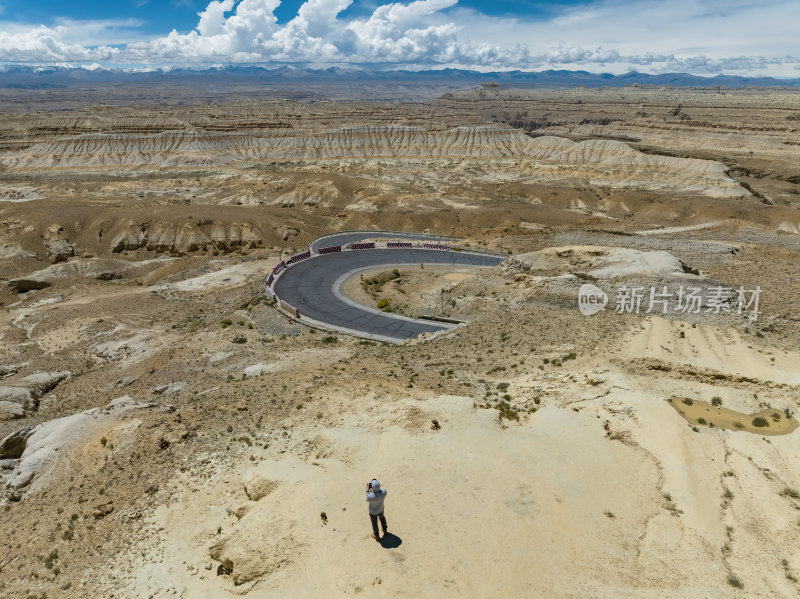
[668,397,799,435]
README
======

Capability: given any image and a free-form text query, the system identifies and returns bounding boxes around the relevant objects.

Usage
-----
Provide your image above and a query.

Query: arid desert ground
[1,84,800,598]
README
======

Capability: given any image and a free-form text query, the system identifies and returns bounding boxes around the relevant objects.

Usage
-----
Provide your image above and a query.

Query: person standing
[366,479,388,541]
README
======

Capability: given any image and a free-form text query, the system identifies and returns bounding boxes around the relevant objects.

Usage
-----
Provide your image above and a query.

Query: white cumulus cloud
[0,0,797,76]
[0,25,120,62]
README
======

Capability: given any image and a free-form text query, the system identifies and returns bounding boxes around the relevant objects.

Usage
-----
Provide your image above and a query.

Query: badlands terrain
[1,84,800,598]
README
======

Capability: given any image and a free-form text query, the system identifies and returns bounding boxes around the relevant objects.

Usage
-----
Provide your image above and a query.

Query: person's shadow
[379,533,402,549]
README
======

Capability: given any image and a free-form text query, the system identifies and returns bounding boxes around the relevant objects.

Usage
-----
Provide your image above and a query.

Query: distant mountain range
[1,65,799,90]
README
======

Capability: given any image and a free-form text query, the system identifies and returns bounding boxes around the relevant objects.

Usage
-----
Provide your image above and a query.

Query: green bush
[232,335,247,344]
[43,550,59,570]
[497,400,519,422]
[376,298,390,309]
[727,576,743,589]
[780,487,800,499]
[752,417,769,428]
[711,396,723,407]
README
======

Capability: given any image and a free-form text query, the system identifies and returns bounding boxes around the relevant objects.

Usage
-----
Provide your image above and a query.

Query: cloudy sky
[0,0,798,75]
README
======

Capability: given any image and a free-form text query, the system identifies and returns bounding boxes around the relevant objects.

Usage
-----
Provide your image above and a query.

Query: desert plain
[0,82,800,598]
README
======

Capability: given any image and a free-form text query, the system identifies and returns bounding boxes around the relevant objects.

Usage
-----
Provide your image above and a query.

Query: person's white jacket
[366,487,387,515]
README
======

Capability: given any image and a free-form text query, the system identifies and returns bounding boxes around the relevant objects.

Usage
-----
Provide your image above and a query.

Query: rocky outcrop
[110,226,148,252]
[0,241,35,260]
[0,427,32,459]
[242,471,279,501]
[0,387,37,411]
[45,239,74,263]
[0,371,70,418]
[0,185,41,202]
[146,223,209,253]
[109,221,262,254]
[1,396,151,501]
[0,402,25,420]
[92,500,114,519]
[43,224,74,263]
[0,364,26,378]
[7,278,51,293]
[22,371,71,397]
[273,182,340,208]
[275,226,300,241]
[8,258,144,284]
[152,382,186,395]
[208,507,297,585]
[95,271,123,280]
[209,222,262,250]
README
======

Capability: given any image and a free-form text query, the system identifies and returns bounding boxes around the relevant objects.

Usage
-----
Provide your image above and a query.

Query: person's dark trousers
[370,512,387,536]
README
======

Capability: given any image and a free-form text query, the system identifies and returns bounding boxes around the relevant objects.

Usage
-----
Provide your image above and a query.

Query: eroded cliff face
[0,91,796,270]
[437,85,800,202]
[0,103,747,200]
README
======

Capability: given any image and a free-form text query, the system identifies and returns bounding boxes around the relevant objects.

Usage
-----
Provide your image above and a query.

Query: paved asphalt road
[273,248,503,342]
[309,231,453,253]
